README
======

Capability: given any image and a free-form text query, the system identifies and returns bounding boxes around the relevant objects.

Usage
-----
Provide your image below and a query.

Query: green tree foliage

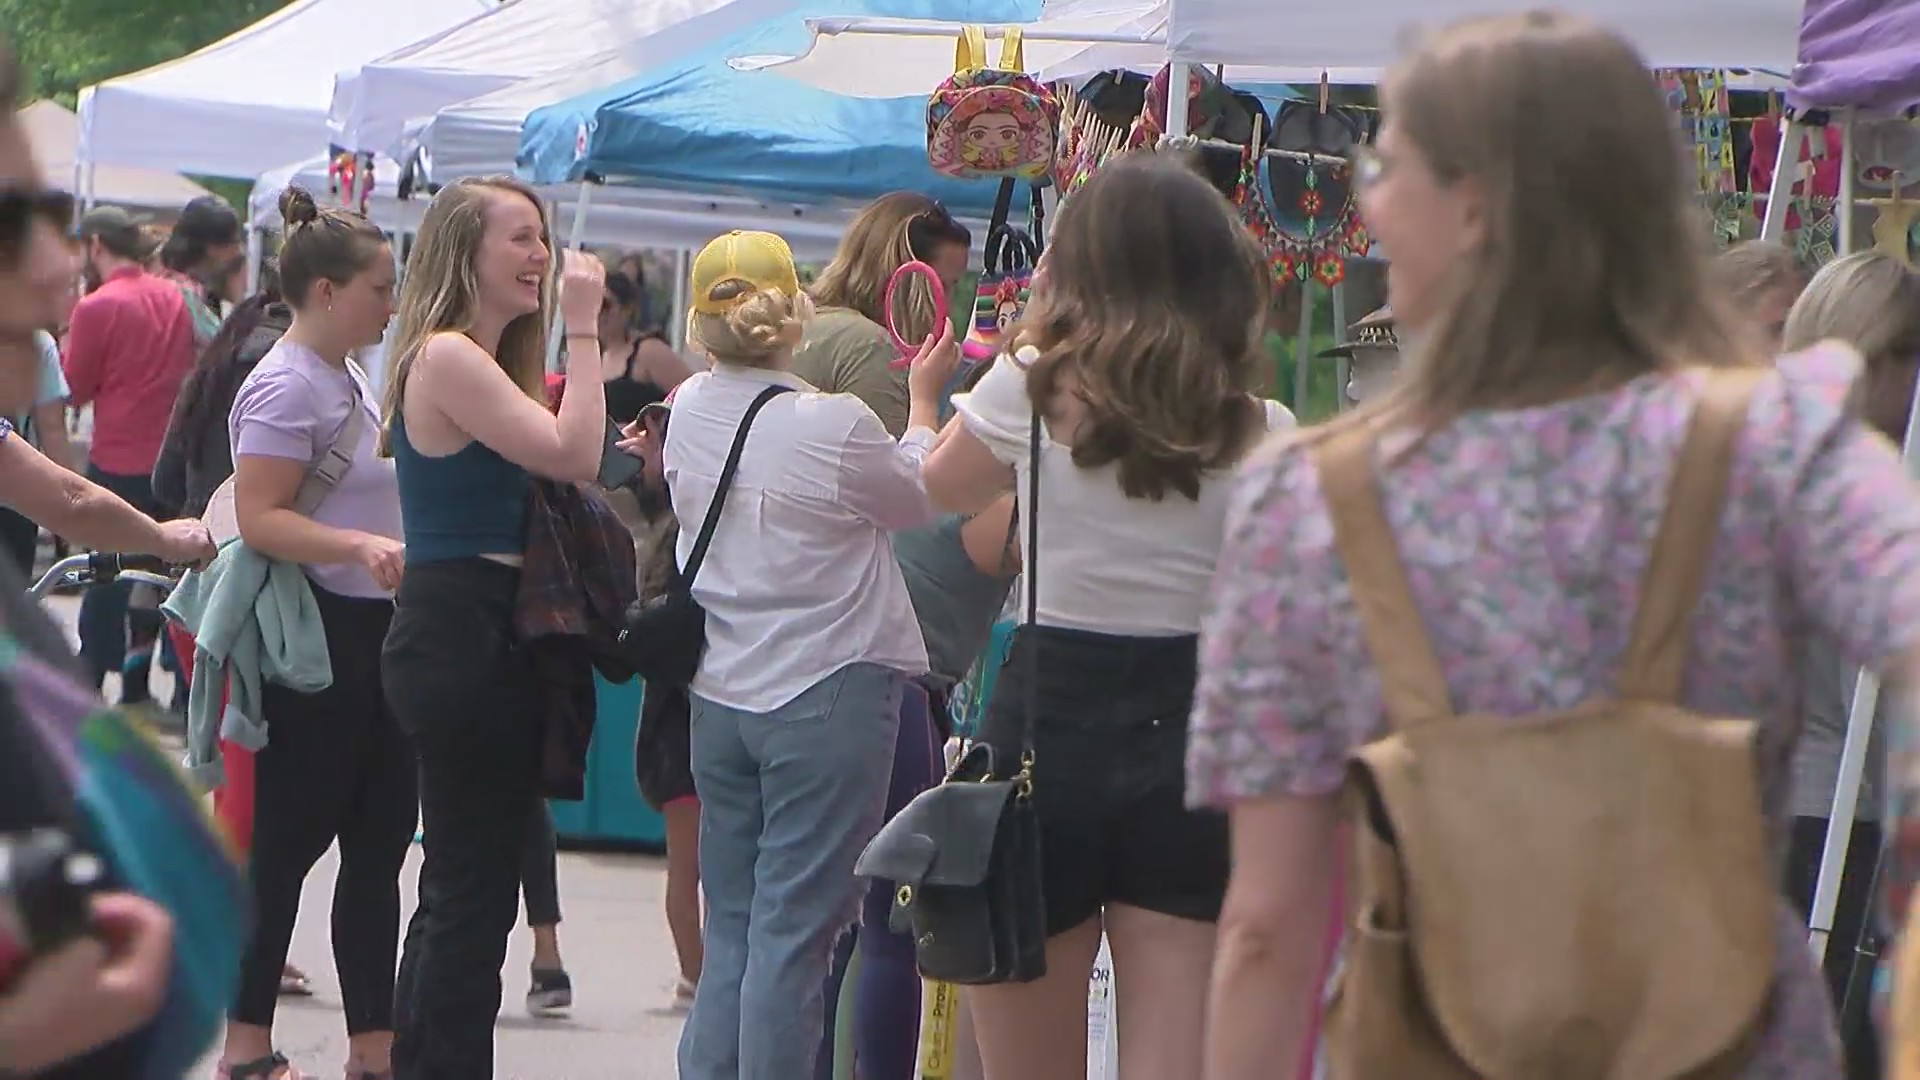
[0,0,295,108]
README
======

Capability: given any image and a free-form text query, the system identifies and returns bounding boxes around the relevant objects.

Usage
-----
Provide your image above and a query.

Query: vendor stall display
[1234,98,1373,286]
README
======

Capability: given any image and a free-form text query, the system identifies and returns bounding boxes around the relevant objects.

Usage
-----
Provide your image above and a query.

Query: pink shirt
[61,266,197,476]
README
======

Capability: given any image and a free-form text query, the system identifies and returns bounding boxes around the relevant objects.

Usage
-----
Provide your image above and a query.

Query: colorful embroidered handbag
[926,26,1059,181]
[963,181,1044,361]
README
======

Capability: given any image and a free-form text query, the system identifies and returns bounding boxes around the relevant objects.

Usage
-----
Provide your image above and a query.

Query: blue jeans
[679,662,904,1080]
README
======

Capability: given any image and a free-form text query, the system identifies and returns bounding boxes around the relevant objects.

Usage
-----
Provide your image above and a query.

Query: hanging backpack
[926,27,1059,181]
[963,180,1044,361]
[1317,366,1776,1080]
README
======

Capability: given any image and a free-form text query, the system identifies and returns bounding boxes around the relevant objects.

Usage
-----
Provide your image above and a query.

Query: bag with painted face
[927,26,1059,181]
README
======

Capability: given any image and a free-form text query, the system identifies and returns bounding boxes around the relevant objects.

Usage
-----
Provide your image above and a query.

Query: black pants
[980,626,1228,935]
[74,466,161,698]
[232,584,416,1034]
[522,800,561,929]
[384,559,542,1080]
[1786,816,1883,1080]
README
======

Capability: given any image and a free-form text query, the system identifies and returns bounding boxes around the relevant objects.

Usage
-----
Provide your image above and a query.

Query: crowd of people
[4,9,1920,1080]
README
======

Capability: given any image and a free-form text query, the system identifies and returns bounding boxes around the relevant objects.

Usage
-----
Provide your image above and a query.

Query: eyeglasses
[0,188,77,258]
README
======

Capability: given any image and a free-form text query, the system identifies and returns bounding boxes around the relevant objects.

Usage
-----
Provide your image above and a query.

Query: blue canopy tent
[517,0,1041,218]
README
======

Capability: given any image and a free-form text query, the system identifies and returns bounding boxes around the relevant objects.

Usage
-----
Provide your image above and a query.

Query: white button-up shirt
[664,365,937,712]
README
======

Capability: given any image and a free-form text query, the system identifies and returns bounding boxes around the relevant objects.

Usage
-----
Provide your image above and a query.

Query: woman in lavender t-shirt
[213,187,409,1080]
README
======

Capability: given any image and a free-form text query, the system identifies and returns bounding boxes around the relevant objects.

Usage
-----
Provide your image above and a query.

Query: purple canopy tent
[1762,0,1920,245]
[1786,0,1920,114]
[1765,0,1920,971]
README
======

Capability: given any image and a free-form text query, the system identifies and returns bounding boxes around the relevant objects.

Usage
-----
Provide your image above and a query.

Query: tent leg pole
[1164,62,1192,141]
[1808,363,1920,964]
[1292,283,1313,413]
[1330,282,1349,414]
[1837,109,1857,257]
[670,248,690,355]
[545,183,596,374]
[1759,118,1800,242]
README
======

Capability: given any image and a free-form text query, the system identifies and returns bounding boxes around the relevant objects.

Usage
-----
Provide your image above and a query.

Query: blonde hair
[809,192,960,345]
[380,176,553,454]
[687,281,813,368]
[1714,240,1805,305]
[1782,250,1920,438]
[1320,12,1758,443]
[1012,153,1268,501]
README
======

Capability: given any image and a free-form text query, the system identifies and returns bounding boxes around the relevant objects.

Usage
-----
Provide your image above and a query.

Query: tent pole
[1164,62,1192,141]
[669,248,690,355]
[1837,109,1857,257]
[1292,282,1313,412]
[1808,365,1920,965]
[545,183,596,374]
[245,227,264,296]
[1758,117,1801,242]
[1329,282,1349,414]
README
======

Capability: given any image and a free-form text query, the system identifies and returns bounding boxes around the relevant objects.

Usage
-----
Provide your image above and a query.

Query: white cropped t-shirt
[951,353,1294,637]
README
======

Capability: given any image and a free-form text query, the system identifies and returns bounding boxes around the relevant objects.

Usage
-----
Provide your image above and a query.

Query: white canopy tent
[744,0,1803,95]
[333,0,797,161]
[20,101,211,210]
[75,0,490,182]
[248,155,862,264]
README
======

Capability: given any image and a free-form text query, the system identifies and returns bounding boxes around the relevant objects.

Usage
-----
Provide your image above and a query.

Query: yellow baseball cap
[688,230,801,315]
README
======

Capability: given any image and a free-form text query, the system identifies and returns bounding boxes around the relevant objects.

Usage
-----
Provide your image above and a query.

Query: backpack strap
[1315,425,1454,728]
[1617,366,1767,704]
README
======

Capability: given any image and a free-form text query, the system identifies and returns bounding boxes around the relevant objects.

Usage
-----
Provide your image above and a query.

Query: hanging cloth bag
[926,27,1059,181]
[963,180,1044,361]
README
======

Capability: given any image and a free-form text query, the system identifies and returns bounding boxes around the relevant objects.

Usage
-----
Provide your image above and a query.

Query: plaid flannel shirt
[514,478,640,798]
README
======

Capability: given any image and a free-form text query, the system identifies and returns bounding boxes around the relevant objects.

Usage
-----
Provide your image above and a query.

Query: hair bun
[278,186,319,229]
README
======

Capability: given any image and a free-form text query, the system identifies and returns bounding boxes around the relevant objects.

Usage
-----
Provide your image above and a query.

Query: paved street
[39,595,689,1079]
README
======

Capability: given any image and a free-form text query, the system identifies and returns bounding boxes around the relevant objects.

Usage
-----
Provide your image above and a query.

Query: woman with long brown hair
[378,175,605,1080]
[798,192,971,435]
[1190,14,1920,1080]
[919,152,1291,1079]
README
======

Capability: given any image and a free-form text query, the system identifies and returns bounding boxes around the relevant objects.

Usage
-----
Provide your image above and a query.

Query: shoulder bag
[202,367,372,546]
[854,409,1047,985]
[618,384,790,688]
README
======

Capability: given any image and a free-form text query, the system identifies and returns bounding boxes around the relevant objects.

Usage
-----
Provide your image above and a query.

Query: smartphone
[597,416,644,491]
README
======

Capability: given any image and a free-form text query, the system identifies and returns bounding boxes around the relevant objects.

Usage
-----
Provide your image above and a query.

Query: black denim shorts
[978,625,1228,936]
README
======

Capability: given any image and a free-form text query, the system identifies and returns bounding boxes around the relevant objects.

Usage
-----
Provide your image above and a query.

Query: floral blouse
[1187,348,1920,1079]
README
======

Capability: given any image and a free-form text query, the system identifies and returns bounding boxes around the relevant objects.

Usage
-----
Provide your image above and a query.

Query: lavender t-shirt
[229,340,401,598]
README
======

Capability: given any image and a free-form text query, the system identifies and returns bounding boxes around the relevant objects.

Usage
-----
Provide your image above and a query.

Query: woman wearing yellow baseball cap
[659,230,958,1080]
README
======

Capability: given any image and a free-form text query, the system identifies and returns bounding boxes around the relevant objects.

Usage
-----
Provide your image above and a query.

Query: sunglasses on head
[0,188,77,252]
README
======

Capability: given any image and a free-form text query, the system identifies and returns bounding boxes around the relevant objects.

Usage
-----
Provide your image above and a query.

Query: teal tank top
[390,412,529,563]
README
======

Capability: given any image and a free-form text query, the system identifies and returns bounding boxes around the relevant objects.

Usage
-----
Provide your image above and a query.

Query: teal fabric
[162,540,333,787]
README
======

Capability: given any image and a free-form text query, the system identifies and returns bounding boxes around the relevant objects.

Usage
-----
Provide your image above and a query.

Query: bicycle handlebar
[30,553,185,600]
[88,552,172,577]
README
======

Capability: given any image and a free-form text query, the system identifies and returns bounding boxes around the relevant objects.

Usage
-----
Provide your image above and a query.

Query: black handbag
[617,385,789,687]
[854,411,1047,985]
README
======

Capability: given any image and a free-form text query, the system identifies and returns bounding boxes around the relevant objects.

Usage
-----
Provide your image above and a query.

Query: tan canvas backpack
[1316,366,1777,1080]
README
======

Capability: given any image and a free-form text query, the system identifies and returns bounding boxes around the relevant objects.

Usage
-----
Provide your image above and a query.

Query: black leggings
[522,801,561,929]
[232,584,416,1034]
[385,558,542,1080]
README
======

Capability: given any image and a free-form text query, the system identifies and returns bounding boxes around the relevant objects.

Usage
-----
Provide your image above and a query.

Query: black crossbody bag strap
[679,385,790,585]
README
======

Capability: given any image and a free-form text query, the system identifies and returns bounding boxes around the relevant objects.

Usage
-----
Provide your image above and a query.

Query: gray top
[895,513,1015,689]
[1789,638,1884,821]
